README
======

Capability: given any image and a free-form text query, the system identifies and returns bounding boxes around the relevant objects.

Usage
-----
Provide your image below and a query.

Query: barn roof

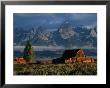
[64,49,81,54]
[62,49,82,58]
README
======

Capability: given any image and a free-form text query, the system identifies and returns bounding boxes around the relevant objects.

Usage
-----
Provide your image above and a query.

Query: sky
[14,13,97,31]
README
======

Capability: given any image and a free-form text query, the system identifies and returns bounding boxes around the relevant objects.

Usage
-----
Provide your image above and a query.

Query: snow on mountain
[90,29,97,38]
[58,21,75,39]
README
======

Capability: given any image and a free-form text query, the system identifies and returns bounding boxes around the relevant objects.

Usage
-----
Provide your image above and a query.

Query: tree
[23,40,34,63]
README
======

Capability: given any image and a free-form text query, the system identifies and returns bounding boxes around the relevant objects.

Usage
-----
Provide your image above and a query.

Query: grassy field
[14,62,97,75]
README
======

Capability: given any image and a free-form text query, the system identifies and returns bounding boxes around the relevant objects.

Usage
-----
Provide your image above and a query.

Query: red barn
[63,49,94,63]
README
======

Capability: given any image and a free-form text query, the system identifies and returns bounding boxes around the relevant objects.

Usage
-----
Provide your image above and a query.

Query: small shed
[14,57,26,64]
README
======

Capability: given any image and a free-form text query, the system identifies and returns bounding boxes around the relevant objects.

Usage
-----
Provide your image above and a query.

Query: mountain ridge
[14,21,97,49]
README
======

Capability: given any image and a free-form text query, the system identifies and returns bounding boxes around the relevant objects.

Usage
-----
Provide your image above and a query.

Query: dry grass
[14,62,97,75]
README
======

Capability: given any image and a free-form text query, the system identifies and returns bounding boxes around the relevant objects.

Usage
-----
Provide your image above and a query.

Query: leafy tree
[23,40,34,63]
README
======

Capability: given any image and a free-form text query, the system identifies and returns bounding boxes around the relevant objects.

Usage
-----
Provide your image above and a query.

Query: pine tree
[23,40,34,63]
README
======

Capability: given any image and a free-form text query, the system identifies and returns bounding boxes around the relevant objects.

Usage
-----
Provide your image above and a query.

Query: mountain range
[14,21,97,49]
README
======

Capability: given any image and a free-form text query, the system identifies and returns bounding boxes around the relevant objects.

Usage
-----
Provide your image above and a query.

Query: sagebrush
[14,62,97,75]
